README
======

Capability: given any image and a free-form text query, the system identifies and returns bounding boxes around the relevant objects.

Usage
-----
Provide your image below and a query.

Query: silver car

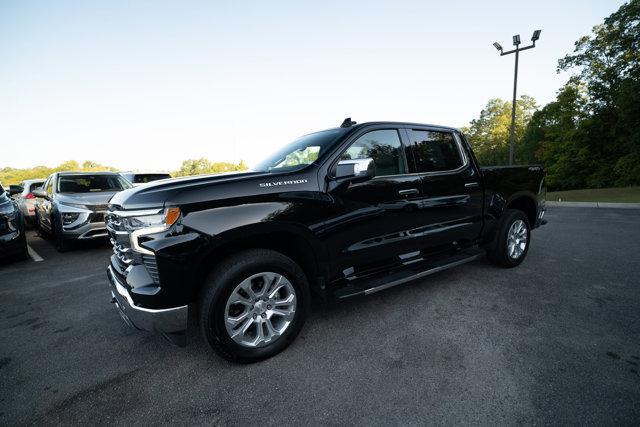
[34,172,132,252]
[12,179,45,225]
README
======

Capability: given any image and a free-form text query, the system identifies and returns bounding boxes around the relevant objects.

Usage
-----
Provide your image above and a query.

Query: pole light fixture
[531,30,541,41]
[492,29,541,165]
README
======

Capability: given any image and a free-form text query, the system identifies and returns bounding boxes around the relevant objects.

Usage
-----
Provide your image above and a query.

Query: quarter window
[340,129,405,177]
[410,130,463,173]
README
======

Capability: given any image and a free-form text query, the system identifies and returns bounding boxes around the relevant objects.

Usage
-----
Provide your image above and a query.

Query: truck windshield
[58,175,132,193]
[253,128,346,173]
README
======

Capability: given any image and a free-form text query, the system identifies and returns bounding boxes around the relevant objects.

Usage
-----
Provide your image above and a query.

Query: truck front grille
[106,211,160,285]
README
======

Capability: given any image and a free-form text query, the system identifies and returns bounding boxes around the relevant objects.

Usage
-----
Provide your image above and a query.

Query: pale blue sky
[0,0,626,170]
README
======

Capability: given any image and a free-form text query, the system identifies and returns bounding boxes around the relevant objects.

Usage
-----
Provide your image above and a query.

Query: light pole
[493,29,541,165]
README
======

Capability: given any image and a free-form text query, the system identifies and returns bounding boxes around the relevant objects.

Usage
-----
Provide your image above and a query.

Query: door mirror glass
[335,158,375,181]
[32,188,47,198]
[9,185,23,196]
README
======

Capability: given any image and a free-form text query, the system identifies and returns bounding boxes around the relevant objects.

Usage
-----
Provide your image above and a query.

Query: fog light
[62,213,80,225]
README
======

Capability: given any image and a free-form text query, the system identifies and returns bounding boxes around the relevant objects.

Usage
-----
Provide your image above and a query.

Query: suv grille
[105,211,160,284]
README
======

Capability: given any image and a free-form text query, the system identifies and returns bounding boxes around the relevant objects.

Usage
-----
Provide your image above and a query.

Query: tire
[34,212,45,238]
[487,209,531,268]
[17,231,29,261]
[199,249,310,363]
[52,220,71,253]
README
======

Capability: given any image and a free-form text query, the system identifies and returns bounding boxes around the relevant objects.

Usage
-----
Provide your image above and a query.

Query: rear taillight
[25,193,35,199]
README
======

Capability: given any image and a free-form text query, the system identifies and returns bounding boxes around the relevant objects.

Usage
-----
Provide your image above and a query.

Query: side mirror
[9,185,23,196]
[335,158,375,182]
[32,188,47,198]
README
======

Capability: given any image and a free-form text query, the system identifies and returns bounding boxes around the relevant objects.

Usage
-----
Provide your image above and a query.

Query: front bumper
[63,221,109,240]
[107,265,188,334]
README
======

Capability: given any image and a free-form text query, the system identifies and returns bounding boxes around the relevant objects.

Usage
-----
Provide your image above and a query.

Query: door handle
[398,188,419,196]
[464,182,479,188]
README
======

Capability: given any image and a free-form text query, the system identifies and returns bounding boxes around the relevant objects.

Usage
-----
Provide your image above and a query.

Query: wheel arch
[193,223,328,302]
[506,194,537,226]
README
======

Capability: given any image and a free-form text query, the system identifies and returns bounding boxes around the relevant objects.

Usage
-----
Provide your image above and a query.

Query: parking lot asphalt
[1,207,639,425]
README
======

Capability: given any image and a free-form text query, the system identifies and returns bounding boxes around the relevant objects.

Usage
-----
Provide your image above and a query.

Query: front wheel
[52,219,71,253]
[487,209,531,268]
[199,249,310,363]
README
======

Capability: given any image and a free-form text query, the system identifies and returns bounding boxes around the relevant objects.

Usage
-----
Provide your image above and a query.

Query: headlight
[123,207,181,232]
[62,212,81,225]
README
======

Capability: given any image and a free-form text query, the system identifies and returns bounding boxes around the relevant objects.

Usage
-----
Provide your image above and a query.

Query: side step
[333,249,483,300]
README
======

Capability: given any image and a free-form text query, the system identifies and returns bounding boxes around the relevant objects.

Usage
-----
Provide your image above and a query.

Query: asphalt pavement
[1,207,639,425]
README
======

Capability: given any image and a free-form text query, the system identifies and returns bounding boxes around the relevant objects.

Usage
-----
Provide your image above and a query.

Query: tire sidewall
[201,251,309,362]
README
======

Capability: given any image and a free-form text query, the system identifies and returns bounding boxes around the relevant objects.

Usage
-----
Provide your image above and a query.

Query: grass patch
[547,186,640,203]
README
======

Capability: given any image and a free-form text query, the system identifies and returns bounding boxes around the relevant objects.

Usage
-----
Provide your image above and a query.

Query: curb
[546,201,640,209]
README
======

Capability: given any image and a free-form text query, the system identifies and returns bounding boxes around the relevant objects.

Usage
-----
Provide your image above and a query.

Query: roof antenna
[340,117,356,128]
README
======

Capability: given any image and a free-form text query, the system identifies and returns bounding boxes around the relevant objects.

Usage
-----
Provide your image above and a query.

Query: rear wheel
[487,209,531,268]
[199,249,310,363]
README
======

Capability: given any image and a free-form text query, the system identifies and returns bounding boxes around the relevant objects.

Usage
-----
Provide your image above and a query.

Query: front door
[322,128,428,281]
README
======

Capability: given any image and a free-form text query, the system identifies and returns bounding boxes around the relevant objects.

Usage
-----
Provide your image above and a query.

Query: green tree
[174,158,248,177]
[461,95,537,165]
[520,79,590,189]
[553,0,640,188]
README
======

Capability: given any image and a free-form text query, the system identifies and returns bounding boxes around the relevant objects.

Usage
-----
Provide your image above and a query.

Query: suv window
[340,129,405,177]
[410,130,463,173]
[58,175,130,193]
[29,182,43,192]
[45,178,53,194]
[133,174,171,184]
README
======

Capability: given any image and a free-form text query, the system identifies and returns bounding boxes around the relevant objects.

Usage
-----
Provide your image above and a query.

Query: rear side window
[340,129,406,177]
[410,130,463,173]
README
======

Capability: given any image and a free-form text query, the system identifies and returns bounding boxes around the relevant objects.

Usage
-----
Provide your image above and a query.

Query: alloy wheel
[224,272,297,348]
[507,219,528,259]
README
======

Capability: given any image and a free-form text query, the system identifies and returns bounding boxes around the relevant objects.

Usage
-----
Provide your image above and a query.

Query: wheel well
[196,232,321,296]
[508,196,536,226]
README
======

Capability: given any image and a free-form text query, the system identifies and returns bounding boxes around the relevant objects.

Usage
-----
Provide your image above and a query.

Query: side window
[340,129,405,177]
[410,130,463,173]
[46,177,54,194]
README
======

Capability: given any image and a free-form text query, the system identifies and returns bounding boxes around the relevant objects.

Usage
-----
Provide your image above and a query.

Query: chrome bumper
[107,265,188,334]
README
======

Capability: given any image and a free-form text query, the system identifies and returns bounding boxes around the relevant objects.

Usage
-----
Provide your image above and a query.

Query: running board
[333,249,482,300]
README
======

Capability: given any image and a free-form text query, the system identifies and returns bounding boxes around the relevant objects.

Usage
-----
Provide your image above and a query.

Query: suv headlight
[62,212,81,225]
[122,207,181,232]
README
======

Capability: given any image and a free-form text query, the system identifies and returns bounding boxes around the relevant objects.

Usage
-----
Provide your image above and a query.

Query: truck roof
[342,121,461,132]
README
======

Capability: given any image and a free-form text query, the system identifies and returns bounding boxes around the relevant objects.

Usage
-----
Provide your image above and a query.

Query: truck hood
[57,192,119,208]
[109,170,319,210]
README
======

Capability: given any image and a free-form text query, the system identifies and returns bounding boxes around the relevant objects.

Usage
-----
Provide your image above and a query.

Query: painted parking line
[27,245,44,262]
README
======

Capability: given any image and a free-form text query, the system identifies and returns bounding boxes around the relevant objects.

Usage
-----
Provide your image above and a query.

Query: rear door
[406,127,483,250]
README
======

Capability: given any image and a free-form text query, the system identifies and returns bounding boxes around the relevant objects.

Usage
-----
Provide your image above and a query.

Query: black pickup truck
[106,120,546,362]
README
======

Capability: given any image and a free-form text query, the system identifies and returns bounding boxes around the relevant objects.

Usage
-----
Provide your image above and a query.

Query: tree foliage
[173,158,248,177]
[0,160,116,186]
[466,0,640,190]
[462,96,537,165]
